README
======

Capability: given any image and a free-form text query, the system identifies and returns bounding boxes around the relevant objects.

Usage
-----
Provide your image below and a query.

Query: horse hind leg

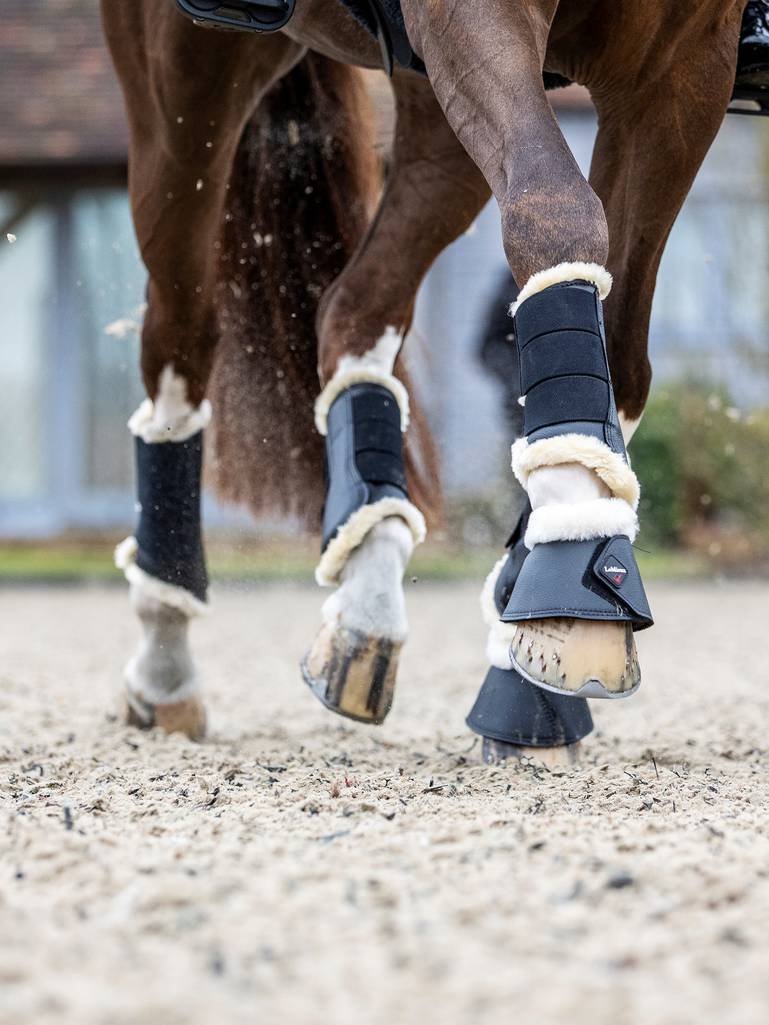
[115,389,211,740]
[102,0,302,737]
[123,594,205,740]
[302,73,491,724]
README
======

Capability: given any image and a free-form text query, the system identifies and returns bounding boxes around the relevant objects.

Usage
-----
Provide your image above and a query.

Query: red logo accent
[603,563,627,587]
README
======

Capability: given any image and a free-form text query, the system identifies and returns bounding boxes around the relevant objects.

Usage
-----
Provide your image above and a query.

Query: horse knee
[501,176,609,284]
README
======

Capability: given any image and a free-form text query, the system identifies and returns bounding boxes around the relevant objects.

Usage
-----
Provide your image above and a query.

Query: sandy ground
[1,579,769,1025]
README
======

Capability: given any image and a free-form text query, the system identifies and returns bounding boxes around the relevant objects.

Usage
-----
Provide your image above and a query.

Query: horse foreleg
[302,74,490,724]
[102,1,302,737]
[403,0,656,699]
[589,12,741,439]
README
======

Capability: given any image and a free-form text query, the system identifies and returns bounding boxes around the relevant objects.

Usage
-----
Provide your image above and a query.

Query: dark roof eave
[0,160,128,188]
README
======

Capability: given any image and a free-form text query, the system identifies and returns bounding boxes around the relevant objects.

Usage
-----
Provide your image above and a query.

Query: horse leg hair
[303,73,490,723]
[102,0,302,736]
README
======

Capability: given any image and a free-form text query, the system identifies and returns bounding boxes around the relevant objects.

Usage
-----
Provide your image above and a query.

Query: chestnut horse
[101,0,744,758]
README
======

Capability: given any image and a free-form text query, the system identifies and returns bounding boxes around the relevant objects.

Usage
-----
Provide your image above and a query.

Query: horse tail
[209,53,440,530]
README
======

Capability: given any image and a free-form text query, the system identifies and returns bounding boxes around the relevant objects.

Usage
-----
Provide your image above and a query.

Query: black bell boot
[467,506,594,763]
[504,273,652,700]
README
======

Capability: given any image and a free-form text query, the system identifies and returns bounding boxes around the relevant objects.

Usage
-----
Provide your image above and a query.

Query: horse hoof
[509,617,640,699]
[124,690,206,741]
[302,622,401,724]
[482,736,581,767]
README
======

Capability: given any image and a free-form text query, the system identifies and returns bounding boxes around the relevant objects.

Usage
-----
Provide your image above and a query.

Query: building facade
[1,4,768,537]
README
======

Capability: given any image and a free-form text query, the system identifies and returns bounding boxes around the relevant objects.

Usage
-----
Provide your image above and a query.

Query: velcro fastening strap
[356,449,407,489]
[524,375,610,435]
[515,283,601,346]
[519,330,607,394]
[134,432,208,602]
[351,387,406,488]
[350,386,403,427]
[321,382,412,553]
[354,417,403,454]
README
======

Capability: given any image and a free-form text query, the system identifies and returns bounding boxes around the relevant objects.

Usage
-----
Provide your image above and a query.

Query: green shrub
[631,382,769,556]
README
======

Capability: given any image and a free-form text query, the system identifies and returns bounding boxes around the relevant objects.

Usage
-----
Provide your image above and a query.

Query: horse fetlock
[322,518,413,640]
[126,590,199,700]
[305,518,412,724]
[124,590,205,739]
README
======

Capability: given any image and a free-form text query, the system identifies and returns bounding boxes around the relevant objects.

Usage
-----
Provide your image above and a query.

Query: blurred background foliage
[633,382,769,566]
[2,13,769,581]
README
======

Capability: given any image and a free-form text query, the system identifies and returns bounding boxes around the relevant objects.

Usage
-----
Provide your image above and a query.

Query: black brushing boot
[133,433,208,604]
[504,278,652,699]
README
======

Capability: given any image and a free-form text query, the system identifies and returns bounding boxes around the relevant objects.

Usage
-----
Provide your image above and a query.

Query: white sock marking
[619,411,643,445]
[128,365,212,443]
[321,518,413,642]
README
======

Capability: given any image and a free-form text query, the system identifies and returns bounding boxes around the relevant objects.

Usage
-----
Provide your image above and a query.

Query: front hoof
[510,617,640,699]
[482,736,582,767]
[302,622,401,724]
[125,690,207,741]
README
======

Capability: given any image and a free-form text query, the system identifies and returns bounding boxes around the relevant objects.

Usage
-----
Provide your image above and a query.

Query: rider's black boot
[732,1,769,113]
[737,1,769,88]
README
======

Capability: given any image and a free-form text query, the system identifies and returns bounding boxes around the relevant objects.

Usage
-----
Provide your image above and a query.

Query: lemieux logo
[602,562,627,587]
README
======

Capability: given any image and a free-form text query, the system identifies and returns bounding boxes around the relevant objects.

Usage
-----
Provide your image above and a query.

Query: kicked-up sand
[1,579,768,1025]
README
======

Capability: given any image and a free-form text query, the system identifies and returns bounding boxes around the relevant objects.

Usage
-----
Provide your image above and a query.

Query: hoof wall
[510,617,640,699]
[125,691,206,741]
[482,736,581,767]
[302,622,400,724]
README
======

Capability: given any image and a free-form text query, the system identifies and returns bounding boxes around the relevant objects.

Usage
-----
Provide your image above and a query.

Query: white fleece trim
[316,498,426,587]
[479,554,519,671]
[511,262,613,315]
[512,435,640,510]
[129,397,212,444]
[114,536,209,618]
[314,328,409,435]
[480,554,507,630]
[524,498,638,549]
[128,366,212,443]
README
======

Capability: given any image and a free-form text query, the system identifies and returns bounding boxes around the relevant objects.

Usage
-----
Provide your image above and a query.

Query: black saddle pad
[338,0,571,89]
[339,0,425,73]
